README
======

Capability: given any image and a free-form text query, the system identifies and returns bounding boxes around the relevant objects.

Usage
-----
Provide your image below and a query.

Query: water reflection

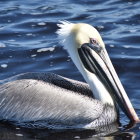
[0,122,139,140]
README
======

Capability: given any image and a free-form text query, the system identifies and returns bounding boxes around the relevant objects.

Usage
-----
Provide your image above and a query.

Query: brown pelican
[0,21,139,129]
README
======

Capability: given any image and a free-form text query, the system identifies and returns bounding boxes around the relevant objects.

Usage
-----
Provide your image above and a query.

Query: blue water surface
[0,0,140,139]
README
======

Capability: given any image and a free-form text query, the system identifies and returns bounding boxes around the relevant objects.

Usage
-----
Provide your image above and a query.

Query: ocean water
[0,0,140,139]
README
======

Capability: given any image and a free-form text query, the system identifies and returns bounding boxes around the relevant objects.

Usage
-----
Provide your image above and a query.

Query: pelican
[0,21,139,129]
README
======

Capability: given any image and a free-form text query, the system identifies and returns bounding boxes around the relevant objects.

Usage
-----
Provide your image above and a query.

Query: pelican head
[57,21,139,122]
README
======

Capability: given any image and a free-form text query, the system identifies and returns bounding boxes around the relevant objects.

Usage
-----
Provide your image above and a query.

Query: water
[0,0,140,139]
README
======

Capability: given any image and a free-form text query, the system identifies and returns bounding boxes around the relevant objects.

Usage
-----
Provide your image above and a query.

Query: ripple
[37,22,47,26]
[0,42,6,48]
[15,134,23,137]
[1,64,8,68]
[37,47,55,53]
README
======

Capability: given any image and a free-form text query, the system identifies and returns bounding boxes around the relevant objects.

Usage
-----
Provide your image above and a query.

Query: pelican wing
[1,73,93,97]
[0,73,103,128]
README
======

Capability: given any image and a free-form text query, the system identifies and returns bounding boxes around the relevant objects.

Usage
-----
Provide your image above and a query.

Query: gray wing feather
[0,73,103,128]
[1,73,93,97]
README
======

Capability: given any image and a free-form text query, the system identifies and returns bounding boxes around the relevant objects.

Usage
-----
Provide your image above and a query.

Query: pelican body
[0,21,139,129]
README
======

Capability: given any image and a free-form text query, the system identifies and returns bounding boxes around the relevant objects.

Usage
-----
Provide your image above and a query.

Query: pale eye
[89,38,102,53]
[90,38,97,44]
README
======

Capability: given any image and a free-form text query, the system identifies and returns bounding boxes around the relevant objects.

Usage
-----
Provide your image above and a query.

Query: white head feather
[57,21,105,50]
[56,21,114,105]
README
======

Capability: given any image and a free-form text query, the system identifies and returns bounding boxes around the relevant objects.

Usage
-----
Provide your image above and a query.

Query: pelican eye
[90,38,97,44]
[89,38,102,53]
